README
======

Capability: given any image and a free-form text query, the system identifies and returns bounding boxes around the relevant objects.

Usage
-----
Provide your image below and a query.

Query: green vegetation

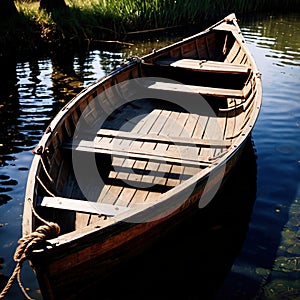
[2,0,299,57]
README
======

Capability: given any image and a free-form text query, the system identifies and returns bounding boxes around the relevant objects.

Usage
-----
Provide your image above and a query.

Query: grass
[1,0,299,57]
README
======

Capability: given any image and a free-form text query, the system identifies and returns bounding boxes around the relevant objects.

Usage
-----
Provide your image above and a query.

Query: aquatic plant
[2,0,299,56]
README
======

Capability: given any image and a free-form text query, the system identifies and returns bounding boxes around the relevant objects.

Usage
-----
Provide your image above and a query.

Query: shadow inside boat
[71,137,258,300]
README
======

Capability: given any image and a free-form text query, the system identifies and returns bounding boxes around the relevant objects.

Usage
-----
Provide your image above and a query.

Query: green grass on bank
[1,0,300,56]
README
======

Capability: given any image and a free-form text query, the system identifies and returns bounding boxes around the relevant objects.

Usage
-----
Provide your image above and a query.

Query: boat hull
[29,139,246,300]
[21,13,262,300]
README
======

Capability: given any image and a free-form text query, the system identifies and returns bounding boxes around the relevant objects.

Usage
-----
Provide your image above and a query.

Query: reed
[3,0,300,56]
[16,0,300,30]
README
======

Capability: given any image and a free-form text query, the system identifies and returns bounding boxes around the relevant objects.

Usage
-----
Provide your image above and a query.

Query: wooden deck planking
[165,164,184,186]
[199,115,227,159]
[96,109,158,207]
[140,110,180,194]
[141,109,175,189]
[134,109,162,134]
[71,104,229,218]
[130,109,172,188]
[145,191,162,203]
[112,108,167,206]
[148,109,172,134]
[146,161,165,186]
[165,112,200,185]
[167,112,200,169]
[128,189,150,207]
[74,100,229,213]
[184,113,206,173]
[138,109,171,186]
[166,113,199,181]
[101,184,124,205]
[118,108,161,172]
[147,111,180,157]
[147,110,187,187]
[127,159,148,182]
[116,187,137,207]
[96,128,230,147]
[121,109,164,193]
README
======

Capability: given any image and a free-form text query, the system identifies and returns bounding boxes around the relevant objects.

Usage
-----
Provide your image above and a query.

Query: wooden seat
[40,196,130,216]
[142,79,247,98]
[154,58,250,75]
[63,128,230,167]
[63,139,212,167]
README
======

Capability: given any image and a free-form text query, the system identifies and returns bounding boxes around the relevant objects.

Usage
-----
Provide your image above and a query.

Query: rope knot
[0,198,61,299]
[36,222,61,239]
[1,220,60,300]
[14,222,60,263]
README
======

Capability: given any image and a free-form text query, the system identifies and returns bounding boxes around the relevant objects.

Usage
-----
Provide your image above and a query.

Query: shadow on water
[63,138,257,300]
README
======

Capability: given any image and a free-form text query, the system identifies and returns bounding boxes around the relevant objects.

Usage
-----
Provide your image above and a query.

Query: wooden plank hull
[22,13,262,300]
[30,144,244,300]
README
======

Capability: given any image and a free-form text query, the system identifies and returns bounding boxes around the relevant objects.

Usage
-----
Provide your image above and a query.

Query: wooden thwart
[64,128,230,167]
[154,58,250,75]
[143,79,245,98]
[64,139,213,167]
[40,196,130,216]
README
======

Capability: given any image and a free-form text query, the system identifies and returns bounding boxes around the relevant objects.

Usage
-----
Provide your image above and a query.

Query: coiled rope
[0,198,60,300]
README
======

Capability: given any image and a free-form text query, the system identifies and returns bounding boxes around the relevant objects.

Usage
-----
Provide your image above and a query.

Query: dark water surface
[0,13,300,299]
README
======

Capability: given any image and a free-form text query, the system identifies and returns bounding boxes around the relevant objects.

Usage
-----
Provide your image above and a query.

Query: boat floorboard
[61,103,239,228]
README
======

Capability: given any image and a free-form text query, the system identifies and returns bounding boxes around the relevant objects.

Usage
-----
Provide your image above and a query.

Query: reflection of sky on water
[216,13,300,300]
[241,14,300,67]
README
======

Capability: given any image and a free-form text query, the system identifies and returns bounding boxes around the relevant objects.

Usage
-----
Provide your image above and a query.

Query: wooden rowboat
[22,13,261,299]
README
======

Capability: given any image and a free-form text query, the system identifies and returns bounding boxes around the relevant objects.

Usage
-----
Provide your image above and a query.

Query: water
[0,13,300,299]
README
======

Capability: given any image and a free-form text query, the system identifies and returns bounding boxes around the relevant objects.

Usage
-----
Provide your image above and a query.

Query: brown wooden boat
[22,13,261,299]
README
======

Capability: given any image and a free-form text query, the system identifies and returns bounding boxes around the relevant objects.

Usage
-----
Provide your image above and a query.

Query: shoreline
[1,1,299,59]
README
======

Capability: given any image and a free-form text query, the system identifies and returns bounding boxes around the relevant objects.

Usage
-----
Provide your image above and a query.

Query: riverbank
[1,0,299,58]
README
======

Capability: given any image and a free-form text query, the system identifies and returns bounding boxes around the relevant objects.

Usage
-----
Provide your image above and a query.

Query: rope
[40,157,54,184]
[0,198,60,300]
[36,176,56,197]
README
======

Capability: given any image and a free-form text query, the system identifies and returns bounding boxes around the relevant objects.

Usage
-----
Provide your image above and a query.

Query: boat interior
[33,26,258,233]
